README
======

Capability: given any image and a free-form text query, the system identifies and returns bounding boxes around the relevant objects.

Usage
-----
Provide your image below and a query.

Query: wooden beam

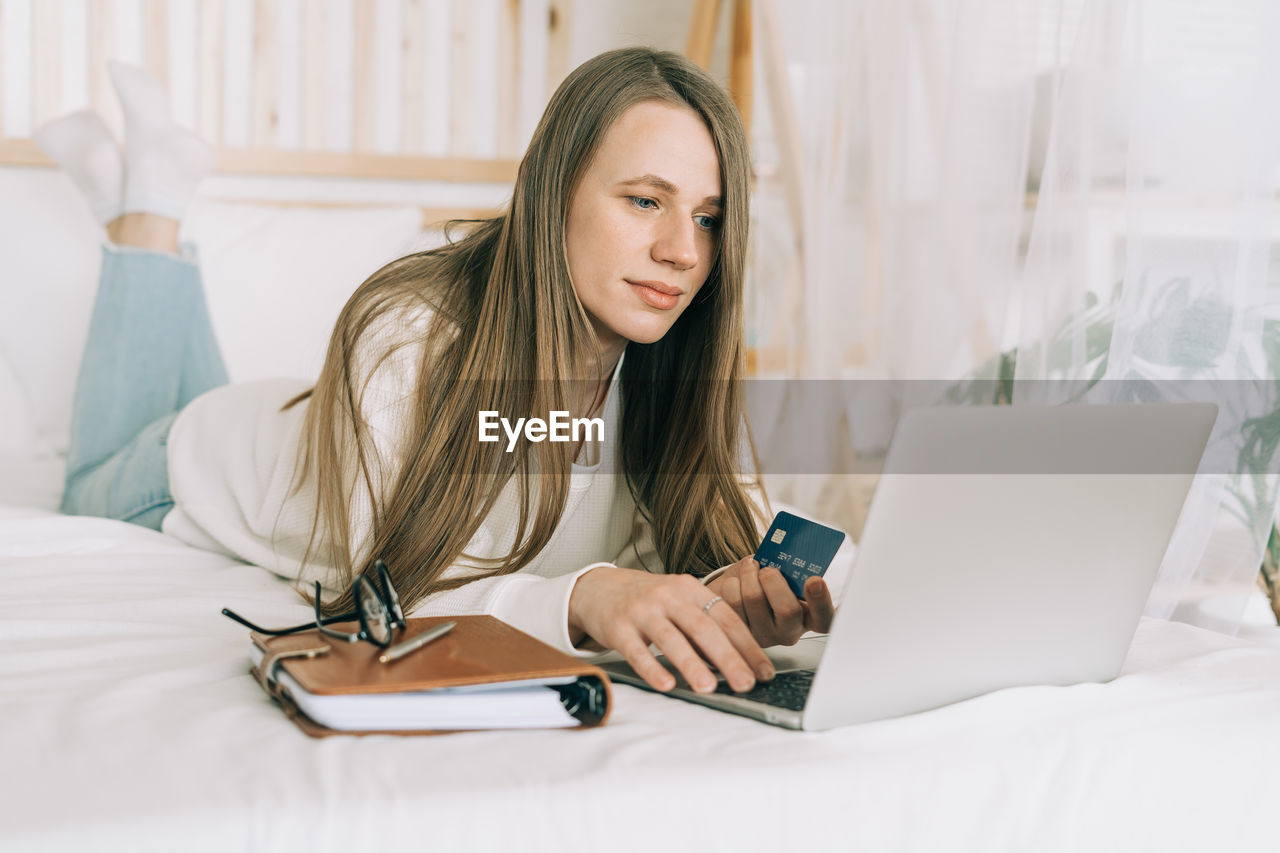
[0,138,521,182]
[546,0,569,99]
[302,0,325,150]
[450,0,476,155]
[744,344,870,377]
[0,138,49,166]
[497,0,520,158]
[251,0,278,148]
[757,0,805,254]
[213,148,519,181]
[195,196,501,228]
[353,0,377,152]
[145,0,169,93]
[729,0,753,128]
[420,207,500,229]
[402,0,428,154]
[89,0,119,135]
[198,0,225,146]
[686,0,721,70]
[32,0,60,128]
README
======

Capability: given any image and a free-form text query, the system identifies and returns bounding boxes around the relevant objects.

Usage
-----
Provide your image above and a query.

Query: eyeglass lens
[374,560,405,625]
[357,576,392,646]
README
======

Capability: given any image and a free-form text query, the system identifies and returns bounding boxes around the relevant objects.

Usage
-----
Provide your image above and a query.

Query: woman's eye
[629,196,718,231]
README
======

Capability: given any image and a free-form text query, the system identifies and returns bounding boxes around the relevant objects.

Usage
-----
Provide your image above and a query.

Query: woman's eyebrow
[617,174,723,207]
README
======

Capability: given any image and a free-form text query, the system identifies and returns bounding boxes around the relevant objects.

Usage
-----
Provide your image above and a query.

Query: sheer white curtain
[1016,0,1280,630]
[748,0,1039,532]
[749,0,1037,381]
[748,0,1280,631]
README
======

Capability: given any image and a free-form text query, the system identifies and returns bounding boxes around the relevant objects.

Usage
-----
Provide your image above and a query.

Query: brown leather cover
[248,615,612,737]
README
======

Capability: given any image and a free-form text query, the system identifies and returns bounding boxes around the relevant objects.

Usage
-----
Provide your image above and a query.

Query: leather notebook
[249,615,612,737]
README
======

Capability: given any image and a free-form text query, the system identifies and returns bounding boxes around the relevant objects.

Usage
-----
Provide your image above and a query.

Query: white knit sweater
[162,310,660,657]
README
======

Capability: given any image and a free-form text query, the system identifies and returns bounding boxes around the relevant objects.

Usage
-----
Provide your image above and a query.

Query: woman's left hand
[706,556,835,648]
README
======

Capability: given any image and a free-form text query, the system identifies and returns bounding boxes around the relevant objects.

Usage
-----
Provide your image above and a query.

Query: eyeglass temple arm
[315,621,364,643]
[221,607,358,636]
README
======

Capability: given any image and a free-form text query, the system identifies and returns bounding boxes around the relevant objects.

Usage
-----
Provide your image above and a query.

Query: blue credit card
[753,511,846,600]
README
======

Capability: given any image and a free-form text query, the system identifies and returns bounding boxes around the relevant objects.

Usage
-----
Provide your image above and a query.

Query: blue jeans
[60,242,229,530]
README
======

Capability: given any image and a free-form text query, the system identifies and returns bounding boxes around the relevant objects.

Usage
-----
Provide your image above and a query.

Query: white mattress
[2,498,1280,851]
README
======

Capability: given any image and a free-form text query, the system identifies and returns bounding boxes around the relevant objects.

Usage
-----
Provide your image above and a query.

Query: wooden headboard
[0,0,575,225]
[2,0,776,367]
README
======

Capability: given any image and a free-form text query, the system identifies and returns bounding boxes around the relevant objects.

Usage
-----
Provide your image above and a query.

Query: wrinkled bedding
[2,495,1279,852]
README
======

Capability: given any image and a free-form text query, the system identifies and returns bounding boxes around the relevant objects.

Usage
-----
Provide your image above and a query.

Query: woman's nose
[652,217,698,270]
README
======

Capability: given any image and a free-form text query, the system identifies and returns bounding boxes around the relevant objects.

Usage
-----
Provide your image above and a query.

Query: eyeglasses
[221,559,408,648]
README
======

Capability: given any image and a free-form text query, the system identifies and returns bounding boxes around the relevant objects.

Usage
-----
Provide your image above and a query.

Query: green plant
[947,284,1280,626]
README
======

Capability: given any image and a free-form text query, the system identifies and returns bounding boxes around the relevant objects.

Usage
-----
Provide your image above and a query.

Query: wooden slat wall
[401,0,427,155]
[449,0,476,158]
[89,0,116,125]
[546,0,570,96]
[31,0,60,129]
[497,0,520,158]
[144,0,168,93]
[301,0,324,151]
[250,0,276,149]
[197,0,224,148]
[0,0,569,183]
[352,0,377,154]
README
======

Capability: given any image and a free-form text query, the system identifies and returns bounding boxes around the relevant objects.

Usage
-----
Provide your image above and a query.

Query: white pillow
[0,165,430,455]
[0,168,100,456]
[184,201,430,386]
[0,344,36,455]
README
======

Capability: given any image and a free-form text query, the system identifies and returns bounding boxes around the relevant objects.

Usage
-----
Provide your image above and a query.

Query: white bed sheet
[2,504,1279,853]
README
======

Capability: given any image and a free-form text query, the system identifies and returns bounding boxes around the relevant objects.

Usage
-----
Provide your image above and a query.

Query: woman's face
[565,100,723,354]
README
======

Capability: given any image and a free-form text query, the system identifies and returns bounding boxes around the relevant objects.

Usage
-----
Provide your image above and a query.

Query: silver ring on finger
[702,595,723,614]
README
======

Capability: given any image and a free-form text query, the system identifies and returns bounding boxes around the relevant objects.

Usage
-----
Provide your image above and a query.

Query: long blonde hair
[289,47,768,613]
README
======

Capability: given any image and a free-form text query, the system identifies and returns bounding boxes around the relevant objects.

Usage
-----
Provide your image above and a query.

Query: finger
[667,602,761,693]
[646,618,722,694]
[615,633,677,692]
[719,575,748,623]
[737,560,776,642]
[801,577,836,633]
[687,602,775,688]
[759,568,805,642]
[709,604,777,685]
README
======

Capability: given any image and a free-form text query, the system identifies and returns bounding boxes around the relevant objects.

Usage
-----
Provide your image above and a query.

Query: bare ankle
[106,213,181,254]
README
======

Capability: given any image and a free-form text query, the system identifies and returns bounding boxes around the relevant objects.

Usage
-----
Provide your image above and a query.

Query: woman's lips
[627,280,681,310]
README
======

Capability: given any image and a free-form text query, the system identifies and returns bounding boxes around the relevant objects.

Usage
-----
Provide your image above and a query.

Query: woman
[43,47,835,697]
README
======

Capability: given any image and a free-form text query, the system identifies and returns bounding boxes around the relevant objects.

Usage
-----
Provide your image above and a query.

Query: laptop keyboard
[714,669,815,711]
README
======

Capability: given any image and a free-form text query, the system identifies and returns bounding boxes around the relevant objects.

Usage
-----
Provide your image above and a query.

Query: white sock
[108,60,215,221]
[33,110,124,225]
[120,124,216,221]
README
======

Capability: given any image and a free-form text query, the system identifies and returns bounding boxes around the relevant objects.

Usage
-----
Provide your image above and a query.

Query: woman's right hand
[568,565,775,695]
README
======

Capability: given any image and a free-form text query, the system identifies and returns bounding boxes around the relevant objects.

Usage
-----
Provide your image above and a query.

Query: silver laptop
[600,403,1218,730]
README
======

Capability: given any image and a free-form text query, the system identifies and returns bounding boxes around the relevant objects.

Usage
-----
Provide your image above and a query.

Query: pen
[378,621,456,664]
